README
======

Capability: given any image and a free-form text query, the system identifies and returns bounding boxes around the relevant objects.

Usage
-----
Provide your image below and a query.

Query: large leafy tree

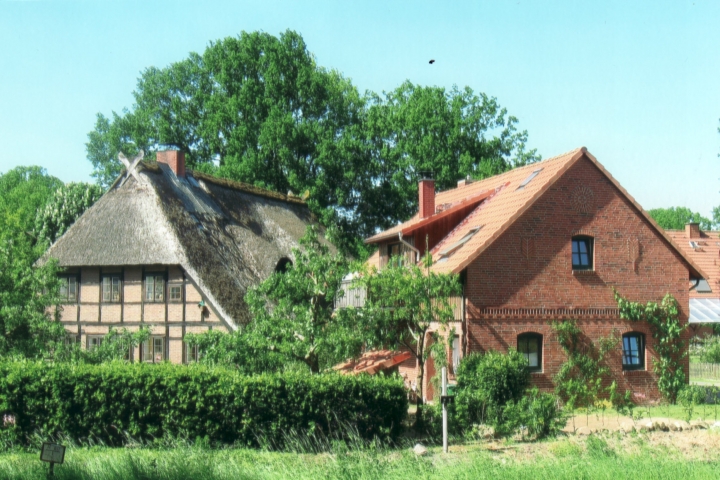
[357,253,461,427]
[359,82,539,232]
[0,166,65,358]
[86,31,537,257]
[647,206,713,231]
[245,227,361,373]
[34,182,105,245]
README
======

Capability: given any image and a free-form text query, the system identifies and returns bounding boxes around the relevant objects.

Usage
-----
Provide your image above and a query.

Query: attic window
[275,258,293,273]
[439,226,482,258]
[695,279,712,293]
[516,169,543,190]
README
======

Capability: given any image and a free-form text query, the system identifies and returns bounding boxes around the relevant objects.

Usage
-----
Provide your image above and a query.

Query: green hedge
[0,362,407,447]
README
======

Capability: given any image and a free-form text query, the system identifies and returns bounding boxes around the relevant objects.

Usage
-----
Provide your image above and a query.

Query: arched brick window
[517,333,542,373]
[622,332,645,371]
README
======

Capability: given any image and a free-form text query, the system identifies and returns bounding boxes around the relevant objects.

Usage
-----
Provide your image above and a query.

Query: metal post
[442,366,448,453]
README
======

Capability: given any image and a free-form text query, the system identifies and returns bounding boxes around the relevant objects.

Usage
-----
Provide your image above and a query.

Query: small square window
[571,236,593,270]
[622,333,645,371]
[145,274,164,302]
[142,337,165,363]
[185,342,200,363]
[87,336,103,351]
[169,285,182,302]
[59,276,79,302]
[102,276,122,302]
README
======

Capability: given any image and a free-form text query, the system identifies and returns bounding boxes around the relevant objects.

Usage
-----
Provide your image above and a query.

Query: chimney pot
[156,150,186,177]
[686,222,701,239]
[419,177,435,219]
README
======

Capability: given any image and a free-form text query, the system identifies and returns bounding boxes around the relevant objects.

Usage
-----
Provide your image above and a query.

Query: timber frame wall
[57,265,228,363]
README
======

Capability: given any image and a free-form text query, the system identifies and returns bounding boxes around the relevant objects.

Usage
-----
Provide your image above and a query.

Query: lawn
[1,430,720,480]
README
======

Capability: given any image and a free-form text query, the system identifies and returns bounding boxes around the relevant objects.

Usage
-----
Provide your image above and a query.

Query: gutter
[398,233,421,263]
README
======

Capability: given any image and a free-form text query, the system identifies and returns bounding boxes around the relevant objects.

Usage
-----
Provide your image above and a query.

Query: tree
[0,167,66,358]
[0,166,63,242]
[86,31,538,257]
[34,182,104,245]
[244,227,361,373]
[647,206,712,231]
[0,236,63,358]
[359,82,540,234]
[357,252,461,427]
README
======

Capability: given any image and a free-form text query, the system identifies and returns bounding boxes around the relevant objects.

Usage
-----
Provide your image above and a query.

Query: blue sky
[1,0,719,217]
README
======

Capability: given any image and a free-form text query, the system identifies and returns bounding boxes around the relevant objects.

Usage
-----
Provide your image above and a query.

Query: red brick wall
[419,179,435,219]
[464,157,691,402]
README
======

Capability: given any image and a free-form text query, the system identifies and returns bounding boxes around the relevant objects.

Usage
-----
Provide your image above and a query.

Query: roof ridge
[135,161,306,206]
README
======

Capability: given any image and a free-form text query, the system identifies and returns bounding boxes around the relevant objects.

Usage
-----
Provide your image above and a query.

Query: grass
[1,432,720,480]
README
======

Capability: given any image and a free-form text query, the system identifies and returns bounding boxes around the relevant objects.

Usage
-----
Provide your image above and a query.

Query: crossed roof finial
[118,150,145,186]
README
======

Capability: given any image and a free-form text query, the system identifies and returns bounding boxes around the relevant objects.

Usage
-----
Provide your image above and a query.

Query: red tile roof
[365,147,707,280]
[334,350,413,375]
[666,230,720,298]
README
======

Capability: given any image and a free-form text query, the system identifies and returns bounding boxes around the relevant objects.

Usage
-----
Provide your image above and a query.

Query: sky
[1,0,719,217]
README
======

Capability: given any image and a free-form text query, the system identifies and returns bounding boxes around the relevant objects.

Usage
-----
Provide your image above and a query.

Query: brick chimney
[157,150,185,177]
[686,222,701,239]
[419,173,435,219]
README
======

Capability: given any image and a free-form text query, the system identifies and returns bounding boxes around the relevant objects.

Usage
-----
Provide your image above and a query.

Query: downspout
[398,233,421,263]
[690,278,700,291]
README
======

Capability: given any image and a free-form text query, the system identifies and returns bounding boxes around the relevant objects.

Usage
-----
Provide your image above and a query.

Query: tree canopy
[245,227,362,373]
[34,182,105,245]
[647,206,713,231]
[86,30,538,256]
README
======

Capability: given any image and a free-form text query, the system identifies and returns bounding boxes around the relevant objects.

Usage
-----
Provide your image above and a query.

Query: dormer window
[571,236,593,270]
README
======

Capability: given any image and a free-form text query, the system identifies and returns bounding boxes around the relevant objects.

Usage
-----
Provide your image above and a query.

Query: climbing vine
[552,319,618,420]
[614,290,686,403]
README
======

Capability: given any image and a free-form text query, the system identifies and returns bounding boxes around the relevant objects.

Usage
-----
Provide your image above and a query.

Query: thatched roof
[42,162,318,329]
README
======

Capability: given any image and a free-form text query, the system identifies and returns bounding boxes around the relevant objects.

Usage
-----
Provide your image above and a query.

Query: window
[65,334,79,345]
[622,332,645,371]
[145,274,164,302]
[517,333,542,372]
[87,336,103,351]
[439,226,482,259]
[516,168,543,190]
[102,275,122,302]
[142,337,165,363]
[185,342,200,363]
[451,335,461,373]
[387,243,404,267]
[169,285,183,302]
[58,276,79,302]
[571,236,593,270]
[275,258,293,273]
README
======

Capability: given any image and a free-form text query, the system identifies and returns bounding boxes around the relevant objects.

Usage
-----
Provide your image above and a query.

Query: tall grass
[0,438,718,480]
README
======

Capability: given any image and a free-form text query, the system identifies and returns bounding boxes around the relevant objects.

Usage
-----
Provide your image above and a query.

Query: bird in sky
[429,59,435,64]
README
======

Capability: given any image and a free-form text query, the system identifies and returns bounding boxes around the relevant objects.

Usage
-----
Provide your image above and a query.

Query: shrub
[453,351,530,432]
[698,336,720,364]
[502,388,567,439]
[0,361,407,448]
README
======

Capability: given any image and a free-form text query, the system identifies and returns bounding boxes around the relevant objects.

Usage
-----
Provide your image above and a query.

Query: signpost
[40,442,65,477]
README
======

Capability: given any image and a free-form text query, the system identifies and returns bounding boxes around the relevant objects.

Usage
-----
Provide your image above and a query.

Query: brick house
[360,147,706,402]
[42,150,316,363]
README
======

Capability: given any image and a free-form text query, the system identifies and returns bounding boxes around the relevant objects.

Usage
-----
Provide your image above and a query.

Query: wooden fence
[690,362,720,381]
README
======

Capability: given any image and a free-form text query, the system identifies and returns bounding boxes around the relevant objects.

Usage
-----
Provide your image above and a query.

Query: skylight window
[439,226,482,258]
[517,169,543,190]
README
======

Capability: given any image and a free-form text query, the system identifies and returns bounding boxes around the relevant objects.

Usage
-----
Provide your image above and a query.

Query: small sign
[40,443,65,464]
[440,395,455,406]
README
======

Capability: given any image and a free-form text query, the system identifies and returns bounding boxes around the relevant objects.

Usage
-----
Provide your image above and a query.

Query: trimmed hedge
[0,362,407,447]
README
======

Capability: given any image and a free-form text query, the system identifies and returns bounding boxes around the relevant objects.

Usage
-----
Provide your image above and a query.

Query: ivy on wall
[614,290,686,403]
[551,319,618,418]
